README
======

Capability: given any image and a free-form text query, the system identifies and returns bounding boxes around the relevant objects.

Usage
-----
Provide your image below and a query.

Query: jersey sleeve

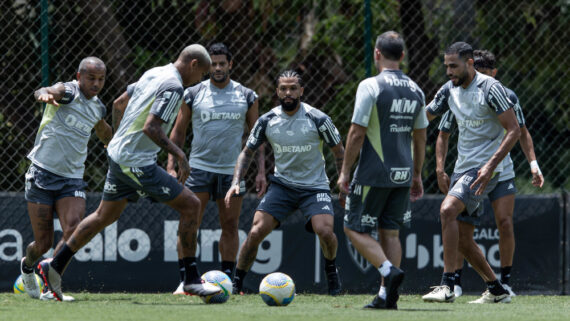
[351,78,379,127]
[426,83,451,116]
[150,79,184,122]
[507,89,526,127]
[56,81,78,104]
[486,82,514,115]
[183,83,203,108]
[126,82,137,97]
[316,115,342,147]
[243,87,258,109]
[437,110,455,133]
[246,115,269,150]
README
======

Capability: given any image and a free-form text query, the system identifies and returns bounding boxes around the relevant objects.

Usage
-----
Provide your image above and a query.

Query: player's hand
[255,173,267,198]
[410,175,424,202]
[176,155,190,185]
[37,93,59,106]
[336,173,350,194]
[471,165,493,196]
[166,167,177,178]
[338,191,346,208]
[436,171,450,195]
[531,168,544,188]
[224,185,241,208]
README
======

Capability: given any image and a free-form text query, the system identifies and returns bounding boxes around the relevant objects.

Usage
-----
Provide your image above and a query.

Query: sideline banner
[0,193,563,294]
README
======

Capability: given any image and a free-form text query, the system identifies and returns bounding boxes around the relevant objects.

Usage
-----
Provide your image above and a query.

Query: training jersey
[107,63,184,167]
[438,87,526,181]
[246,103,341,190]
[27,80,106,179]
[427,72,514,174]
[184,80,257,175]
[351,69,428,188]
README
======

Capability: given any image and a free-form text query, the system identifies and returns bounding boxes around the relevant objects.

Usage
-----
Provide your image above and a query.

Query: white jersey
[27,80,106,178]
[107,63,184,167]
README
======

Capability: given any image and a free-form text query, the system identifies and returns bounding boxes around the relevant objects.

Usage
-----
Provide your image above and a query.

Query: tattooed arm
[112,91,129,132]
[225,146,256,207]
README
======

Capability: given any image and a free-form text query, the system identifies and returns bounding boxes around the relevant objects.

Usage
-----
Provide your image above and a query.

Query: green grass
[0,293,568,321]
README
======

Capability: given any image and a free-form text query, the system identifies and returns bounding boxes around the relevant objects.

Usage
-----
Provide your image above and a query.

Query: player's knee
[314,225,335,241]
[440,205,458,222]
[61,217,82,238]
[497,217,513,235]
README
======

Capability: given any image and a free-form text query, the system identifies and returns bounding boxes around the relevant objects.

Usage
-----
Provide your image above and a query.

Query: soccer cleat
[183,281,222,297]
[468,290,511,304]
[172,281,187,295]
[326,268,342,296]
[502,284,516,297]
[232,276,244,295]
[40,290,75,302]
[38,260,63,302]
[384,266,404,308]
[20,258,40,299]
[363,294,397,310]
[422,285,455,303]
[454,284,463,297]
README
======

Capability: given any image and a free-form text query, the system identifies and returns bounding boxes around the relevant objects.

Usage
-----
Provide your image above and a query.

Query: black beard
[279,97,299,111]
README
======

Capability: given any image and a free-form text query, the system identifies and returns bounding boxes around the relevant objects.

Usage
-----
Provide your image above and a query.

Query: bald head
[78,56,106,73]
[177,44,211,67]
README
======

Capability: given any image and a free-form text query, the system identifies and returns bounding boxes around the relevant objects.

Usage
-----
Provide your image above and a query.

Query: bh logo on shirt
[390,167,411,184]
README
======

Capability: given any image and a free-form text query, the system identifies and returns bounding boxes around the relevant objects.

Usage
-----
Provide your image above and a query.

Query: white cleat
[469,290,511,304]
[183,282,222,297]
[172,282,187,295]
[502,284,516,297]
[422,285,455,303]
[454,285,463,298]
[40,290,75,302]
[20,258,41,299]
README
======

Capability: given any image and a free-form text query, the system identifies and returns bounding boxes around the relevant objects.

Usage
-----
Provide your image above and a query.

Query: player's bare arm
[34,83,66,106]
[330,142,345,202]
[94,119,113,145]
[337,123,366,194]
[225,146,255,207]
[143,114,190,184]
[166,101,192,177]
[519,126,544,187]
[435,130,451,195]
[471,108,521,194]
[246,99,267,197]
[426,109,438,122]
[411,127,426,201]
[112,91,129,131]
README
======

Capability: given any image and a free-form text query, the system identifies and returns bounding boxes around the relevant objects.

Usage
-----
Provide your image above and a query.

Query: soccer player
[337,31,428,310]
[422,42,520,304]
[167,43,267,294]
[21,57,112,301]
[38,44,222,301]
[436,50,544,297]
[226,70,344,296]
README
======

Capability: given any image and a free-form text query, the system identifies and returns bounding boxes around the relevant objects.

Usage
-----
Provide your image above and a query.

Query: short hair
[276,70,303,87]
[473,49,496,70]
[375,31,404,60]
[178,44,211,67]
[445,42,474,60]
[78,56,106,73]
[208,43,232,62]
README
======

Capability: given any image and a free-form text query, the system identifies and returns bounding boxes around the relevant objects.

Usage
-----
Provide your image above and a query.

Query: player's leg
[490,180,516,295]
[453,253,465,297]
[234,210,279,293]
[311,213,341,296]
[216,195,242,277]
[53,196,86,256]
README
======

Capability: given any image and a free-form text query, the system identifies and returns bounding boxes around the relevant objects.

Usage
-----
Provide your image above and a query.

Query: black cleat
[232,276,244,295]
[384,266,404,308]
[326,269,342,296]
[363,294,397,310]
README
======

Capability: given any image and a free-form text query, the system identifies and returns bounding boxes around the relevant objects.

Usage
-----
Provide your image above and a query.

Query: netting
[2,0,569,201]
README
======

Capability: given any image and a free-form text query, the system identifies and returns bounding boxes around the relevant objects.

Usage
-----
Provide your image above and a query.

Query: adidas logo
[508,183,514,189]
[322,205,330,210]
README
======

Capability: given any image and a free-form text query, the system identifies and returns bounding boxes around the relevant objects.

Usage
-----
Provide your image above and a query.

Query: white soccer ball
[200,270,232,304]
[13,274,44,294]
[259,272,295,306]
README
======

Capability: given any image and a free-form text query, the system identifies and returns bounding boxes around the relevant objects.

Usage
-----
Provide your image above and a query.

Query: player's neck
[461,70,476,89]
[211,78,230,89]
[283,103,301,116]
[379,61,400,72]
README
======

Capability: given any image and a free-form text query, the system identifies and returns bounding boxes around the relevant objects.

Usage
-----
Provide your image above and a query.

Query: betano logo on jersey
[457,118,485,128]
[273,143,312,154]
[64,114,92,134]
[201,111,241,123]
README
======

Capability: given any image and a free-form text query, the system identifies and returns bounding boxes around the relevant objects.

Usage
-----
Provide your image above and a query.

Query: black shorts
[185,168,245,200]
[25,164,87,205]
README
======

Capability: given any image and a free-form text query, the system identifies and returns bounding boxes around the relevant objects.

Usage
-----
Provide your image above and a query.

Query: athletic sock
[51,244,75,275]
[234,268,247,290]
[487,279,507,295]
[378,260,393,277]
[182,257,200,284]
[178,259,185,283]
[441,272,455,289]
[324,258,337,275]
[378,286,387,299]
[454,269,463,286]
[221,261,235,278]
[500,266,512,285]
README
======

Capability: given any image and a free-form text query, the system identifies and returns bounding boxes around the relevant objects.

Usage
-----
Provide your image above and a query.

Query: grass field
[1,293,568,321]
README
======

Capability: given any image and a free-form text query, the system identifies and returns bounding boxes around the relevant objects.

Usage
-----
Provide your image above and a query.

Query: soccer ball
[13,274,44,294]
[259,272,295,306]
[200,270,232,304]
